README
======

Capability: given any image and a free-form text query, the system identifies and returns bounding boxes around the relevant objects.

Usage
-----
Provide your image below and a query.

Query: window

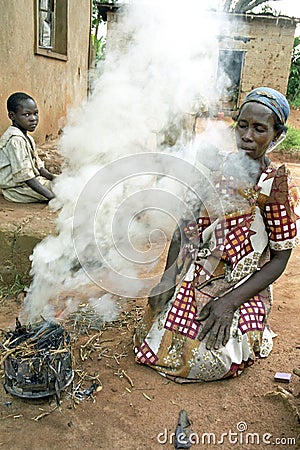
[35,0,68,60]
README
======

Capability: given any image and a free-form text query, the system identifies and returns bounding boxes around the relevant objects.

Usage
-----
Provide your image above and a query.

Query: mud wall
[220,14,297,104]
[0,0,91,144]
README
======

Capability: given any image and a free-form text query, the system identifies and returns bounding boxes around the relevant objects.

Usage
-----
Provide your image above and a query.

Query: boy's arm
[39,167,56,181]
[25,177,55,200]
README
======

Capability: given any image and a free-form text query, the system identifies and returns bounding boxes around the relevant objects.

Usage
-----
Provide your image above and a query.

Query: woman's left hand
[195,297,236,350]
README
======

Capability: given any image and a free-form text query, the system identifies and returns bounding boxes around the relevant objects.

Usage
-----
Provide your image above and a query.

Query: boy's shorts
[1,177,54,203]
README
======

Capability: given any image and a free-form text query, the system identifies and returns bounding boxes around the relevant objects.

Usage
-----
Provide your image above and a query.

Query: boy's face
[9,98,39,133]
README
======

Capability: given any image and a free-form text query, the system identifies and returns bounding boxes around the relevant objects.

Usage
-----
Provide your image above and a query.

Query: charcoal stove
[2,319,73,399]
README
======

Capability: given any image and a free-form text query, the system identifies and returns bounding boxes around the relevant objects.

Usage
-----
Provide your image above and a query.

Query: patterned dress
[134,162,300,382]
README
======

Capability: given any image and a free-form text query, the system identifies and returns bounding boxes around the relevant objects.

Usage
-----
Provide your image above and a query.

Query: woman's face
[235,102,280,162]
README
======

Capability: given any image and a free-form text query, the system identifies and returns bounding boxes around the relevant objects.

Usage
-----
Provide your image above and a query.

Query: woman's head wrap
[240,87,290,124]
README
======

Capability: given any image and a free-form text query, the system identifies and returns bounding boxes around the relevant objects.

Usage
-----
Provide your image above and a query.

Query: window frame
[34,0,68,61]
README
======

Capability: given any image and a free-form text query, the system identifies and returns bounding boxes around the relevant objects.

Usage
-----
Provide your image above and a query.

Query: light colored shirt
[0,125,44,189]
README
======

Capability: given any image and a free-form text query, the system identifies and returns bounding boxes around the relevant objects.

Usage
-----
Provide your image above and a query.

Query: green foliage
[92,0,103,32]
[92,0,118,29]
[278,126,300,152]
[259,4,274,14]
[92,4,99,29]
[287,37,300,106]
[0,274,27,301]
[91,1,108,64]
[91,34,106,63]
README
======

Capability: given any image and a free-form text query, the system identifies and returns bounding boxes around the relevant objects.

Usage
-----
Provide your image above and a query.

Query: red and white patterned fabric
[134,162,300,382]
[164,281,200,339]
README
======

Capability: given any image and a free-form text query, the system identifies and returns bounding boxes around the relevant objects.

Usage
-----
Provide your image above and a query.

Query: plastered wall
[0,0,91,143]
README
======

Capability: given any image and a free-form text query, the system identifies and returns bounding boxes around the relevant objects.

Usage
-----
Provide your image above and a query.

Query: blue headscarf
[241,87,290,124]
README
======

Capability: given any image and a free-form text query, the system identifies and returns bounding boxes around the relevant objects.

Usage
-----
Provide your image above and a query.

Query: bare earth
[0,112,300,450]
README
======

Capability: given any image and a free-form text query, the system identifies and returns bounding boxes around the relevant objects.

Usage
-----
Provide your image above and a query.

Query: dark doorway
[217,49,245,113]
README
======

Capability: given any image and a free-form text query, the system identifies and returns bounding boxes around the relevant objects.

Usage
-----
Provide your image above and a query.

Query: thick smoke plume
[23,1,254,322]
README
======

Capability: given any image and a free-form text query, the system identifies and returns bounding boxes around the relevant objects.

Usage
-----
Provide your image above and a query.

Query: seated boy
[0,92,56,203]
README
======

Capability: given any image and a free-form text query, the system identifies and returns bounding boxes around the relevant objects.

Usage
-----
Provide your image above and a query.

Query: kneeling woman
[134,87,300,382]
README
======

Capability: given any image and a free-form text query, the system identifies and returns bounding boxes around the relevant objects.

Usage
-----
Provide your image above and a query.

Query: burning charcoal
[15,318,26,334]
[74,382,101,400]
[5,318,33,346]
[1,320,73,399]
[83,382,100,396]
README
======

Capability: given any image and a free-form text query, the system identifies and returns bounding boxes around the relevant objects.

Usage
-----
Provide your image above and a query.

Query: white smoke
[23,1,251,322]
[88,294,120,323]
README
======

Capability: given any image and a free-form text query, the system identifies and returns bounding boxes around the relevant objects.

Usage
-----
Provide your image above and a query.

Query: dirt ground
[0,112,300,450]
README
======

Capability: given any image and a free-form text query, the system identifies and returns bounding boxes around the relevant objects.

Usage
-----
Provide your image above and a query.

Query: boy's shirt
[0,125,44,189]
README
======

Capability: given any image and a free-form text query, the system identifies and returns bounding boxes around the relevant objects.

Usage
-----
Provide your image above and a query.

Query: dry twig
[31,405,60,421]
[266,386,300,422]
